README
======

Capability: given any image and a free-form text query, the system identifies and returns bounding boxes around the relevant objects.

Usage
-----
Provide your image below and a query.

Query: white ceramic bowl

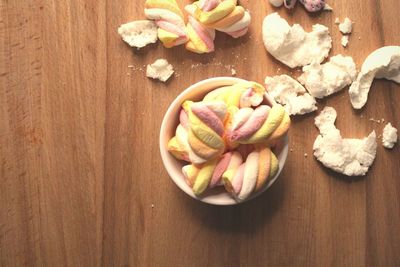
[159,77,289,205]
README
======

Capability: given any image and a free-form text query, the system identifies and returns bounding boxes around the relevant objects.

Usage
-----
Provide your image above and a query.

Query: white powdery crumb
[341,35,349,47]
[339,18,353,34]
[382,123,398,149]
[231,68,237,76]
[128,65,134,68]
[335,18,340,24]
[304,153,308,157]
[146,59,174,82]
[151,204,155,208]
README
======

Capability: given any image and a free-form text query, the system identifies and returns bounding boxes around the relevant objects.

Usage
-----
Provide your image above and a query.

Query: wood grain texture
[1,0,399,266]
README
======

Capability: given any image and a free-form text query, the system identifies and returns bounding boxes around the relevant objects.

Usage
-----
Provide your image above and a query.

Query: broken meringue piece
[146,59,174,82]
[298,55,357,98]
[313,107,377,176]
[349,46,400,109]
[339,17,353,34]
[262,13,332,68]
[118,20,158,49]
[382,123,398,149]
[265,75,317,115]
[341,35,349,47]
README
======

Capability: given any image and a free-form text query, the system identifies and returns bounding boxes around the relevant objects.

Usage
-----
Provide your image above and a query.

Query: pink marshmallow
[210,152,232,188]
[189,16,215,52]
[231,105,270,141]
[201,0,221,11]
[191,103,224,135]
[156,20,187,37]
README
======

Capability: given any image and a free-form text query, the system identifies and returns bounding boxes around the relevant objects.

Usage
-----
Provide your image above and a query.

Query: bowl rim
[159,77,289,205]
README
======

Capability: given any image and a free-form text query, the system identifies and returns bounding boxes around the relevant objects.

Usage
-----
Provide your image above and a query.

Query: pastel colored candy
[167,136,189,161]
[230,105,271,142]
[237,151,260,200]
[167,81,289,200]
[209,151,243,187]
[183,158,219,195]
[186,0,251,38]
[222,146,280,200]
[203,82,266,108]
[145,0,189,47]
[185,100,227,161]
[237,104,290,144]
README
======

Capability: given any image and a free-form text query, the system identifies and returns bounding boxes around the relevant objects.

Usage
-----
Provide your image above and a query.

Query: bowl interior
[159,77,289,205]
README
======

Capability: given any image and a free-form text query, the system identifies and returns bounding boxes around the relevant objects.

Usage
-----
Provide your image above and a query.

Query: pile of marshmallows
[167,81,291,200]
[145,0,251,53]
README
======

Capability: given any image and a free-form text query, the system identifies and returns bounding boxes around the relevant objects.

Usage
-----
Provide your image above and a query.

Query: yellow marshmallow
[255,147,271,191]
[192,159,218,195]
[167,136,188,161]
[189,110,224,150]
[206,6,245,29]
[193,0,237,25]
[188,129,221,159]
[185,24,210,54]
[241,105,286,144]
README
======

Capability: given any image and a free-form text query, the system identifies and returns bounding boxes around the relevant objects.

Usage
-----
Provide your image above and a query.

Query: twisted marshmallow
[222,146,279,200]
[145,0,188,48]
[227,104,290,145]
[183,100,227,162]
[168,109,209,164]
[185,16,216,53]
[182,151,243,195]
[203,82,265,109]
[185,0,251,38]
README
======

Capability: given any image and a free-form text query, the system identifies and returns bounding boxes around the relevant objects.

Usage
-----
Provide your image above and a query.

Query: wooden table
[1,0,399,266]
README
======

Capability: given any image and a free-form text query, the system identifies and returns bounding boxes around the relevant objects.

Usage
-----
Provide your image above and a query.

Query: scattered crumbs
[304,153,308,157]
[358,37,361,40]
[369,118,381,123]
[151,204,154,208]
[341,35,349,47]
[231,68,237,76]
[378,134,382,139]
[335,17,340,24]
[290,148,293,152]
[128,65,134,68]
[126,73,130,76]
[381,118,385,123]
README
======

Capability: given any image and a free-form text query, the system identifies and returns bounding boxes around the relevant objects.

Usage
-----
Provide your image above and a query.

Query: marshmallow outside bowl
[159,77,289,205]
